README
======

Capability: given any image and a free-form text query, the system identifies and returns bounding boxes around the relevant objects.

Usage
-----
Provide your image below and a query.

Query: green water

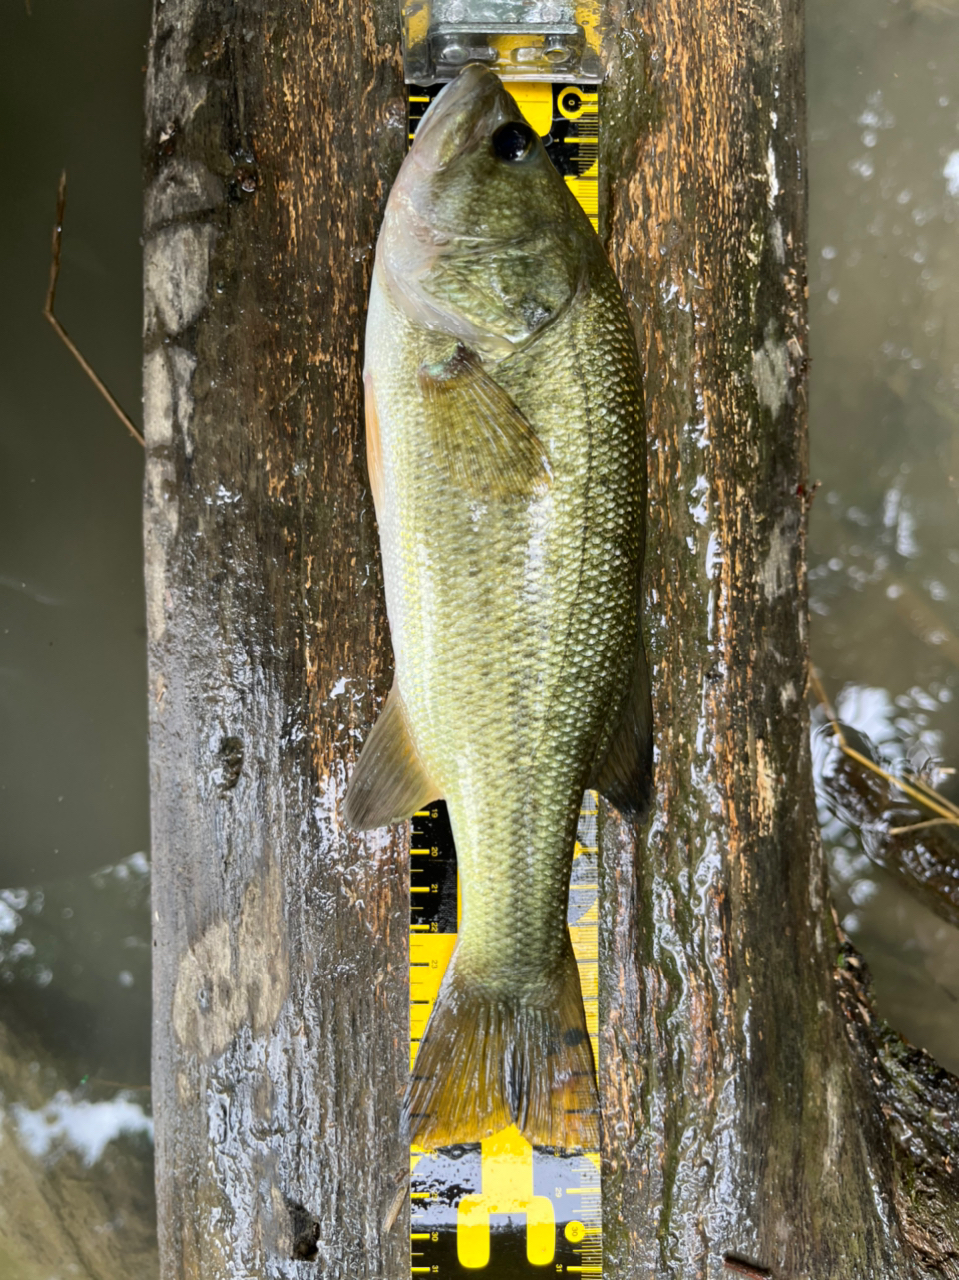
[0,3,155,1274]
[808,0,959,1074]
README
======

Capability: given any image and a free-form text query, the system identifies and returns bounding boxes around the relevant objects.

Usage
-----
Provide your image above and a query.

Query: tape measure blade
[405,75,603,1278]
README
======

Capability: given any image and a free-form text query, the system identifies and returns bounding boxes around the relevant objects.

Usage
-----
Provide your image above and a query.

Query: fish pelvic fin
[590,638,654,820]
[343,681,440,830]
[403,934,599,1153]
[418,345,553,499]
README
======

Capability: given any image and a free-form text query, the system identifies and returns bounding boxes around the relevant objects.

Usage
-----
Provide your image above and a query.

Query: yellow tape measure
[409,798,602,1277]
[406,71,604,1280]
[407,81,599,231]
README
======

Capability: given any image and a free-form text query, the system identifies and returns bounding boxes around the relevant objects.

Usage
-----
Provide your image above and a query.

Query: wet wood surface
[145,1,959,1277]
[145,3,408,1276]
[598,2,959,1274]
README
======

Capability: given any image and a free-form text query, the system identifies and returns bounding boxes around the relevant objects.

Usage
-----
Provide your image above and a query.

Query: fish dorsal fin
[590,640,654,820]
[344,682,440,830]
[418,345,553,499]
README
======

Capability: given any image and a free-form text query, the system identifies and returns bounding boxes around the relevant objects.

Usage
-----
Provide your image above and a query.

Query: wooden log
[598,2,959,1275]
[144,1,959,1277]
[144,3,408,1276]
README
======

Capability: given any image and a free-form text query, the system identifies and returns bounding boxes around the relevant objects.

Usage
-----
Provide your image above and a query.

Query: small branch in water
[724,1258,772,1279]
[888,817,959,836]
[836,744,959,826]
[43,171,144,448]
[810,667,959,828]
[809,668,847,748]
[78,1074,151,1091]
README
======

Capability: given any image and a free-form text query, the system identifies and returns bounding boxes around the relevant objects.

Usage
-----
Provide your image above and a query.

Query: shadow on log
[144,1,959,1276]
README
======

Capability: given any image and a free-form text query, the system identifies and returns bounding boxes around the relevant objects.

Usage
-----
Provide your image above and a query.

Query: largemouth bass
[345,65,651,1152]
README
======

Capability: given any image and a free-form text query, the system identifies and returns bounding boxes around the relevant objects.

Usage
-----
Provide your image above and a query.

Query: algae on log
[143,1,959,1278]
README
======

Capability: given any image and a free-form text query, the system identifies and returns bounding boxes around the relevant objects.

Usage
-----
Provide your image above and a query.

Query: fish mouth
[409,64,518,173]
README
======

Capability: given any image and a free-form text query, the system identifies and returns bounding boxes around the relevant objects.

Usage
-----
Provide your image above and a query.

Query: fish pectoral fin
[343,682,440,830]
[590,639,654,820]
[418,345,553,498]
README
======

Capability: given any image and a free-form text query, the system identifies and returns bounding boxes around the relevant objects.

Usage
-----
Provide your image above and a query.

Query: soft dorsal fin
[590,640,654,820]
[418,345,553,499]
[344,682,440,830]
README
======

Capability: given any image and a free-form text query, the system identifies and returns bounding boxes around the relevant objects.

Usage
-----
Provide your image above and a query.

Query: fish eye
[491,121,535,162]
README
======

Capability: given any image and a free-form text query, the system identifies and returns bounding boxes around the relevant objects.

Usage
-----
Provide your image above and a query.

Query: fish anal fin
[343,682,439,831]
[364,372,385,517]
[404,936,599,1153]
[590,640,654,820]
[418,345,553,499]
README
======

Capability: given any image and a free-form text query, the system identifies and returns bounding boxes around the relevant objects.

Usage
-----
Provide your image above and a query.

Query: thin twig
[382,1170,410,1233]
[811,668,959,827]
[838,745,959,825]
[79,1076,151,1092]
[809,668,847,748]
[888,818,959,836]
[899,768,959,819]
[44,171,144,447]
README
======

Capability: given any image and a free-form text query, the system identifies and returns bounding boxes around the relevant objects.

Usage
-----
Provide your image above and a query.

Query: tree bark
[144,2,959,1279]
[144,4,407,1276]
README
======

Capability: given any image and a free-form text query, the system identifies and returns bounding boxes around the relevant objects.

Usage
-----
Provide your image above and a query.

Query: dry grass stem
[888,818,959,836]
[809,668,847,747]
[810,667,959,829]
[44,171,145,448]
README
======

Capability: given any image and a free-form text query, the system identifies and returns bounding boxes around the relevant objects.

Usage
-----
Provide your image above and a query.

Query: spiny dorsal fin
[344,682,440,831]
[590,640,654,820]
[418,345,553,499]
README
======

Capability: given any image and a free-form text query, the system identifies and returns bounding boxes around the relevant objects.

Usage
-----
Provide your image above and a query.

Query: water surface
[807,0,959,1074]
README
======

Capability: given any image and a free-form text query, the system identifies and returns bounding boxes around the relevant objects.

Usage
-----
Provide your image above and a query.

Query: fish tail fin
[404,936,599,1152]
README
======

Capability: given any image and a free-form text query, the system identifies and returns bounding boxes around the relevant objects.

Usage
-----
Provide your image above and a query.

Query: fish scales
[347,65,651,1152]
[370,273,642,972]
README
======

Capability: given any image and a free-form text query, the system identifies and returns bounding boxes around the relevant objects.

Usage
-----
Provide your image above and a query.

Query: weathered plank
[144,3,408,1276]
[598,2,959,1276]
